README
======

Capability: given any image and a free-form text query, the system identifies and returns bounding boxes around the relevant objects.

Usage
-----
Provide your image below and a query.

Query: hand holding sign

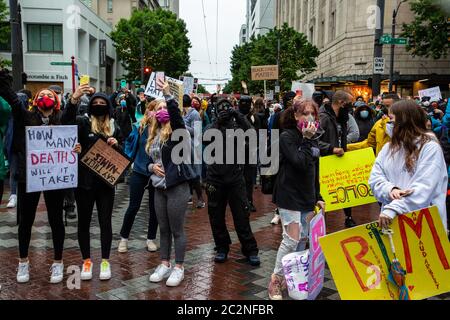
[73,143,82,154]
[107,137,118,146]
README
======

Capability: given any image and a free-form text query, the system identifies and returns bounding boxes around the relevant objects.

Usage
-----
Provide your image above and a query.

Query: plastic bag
[282,250,310,300]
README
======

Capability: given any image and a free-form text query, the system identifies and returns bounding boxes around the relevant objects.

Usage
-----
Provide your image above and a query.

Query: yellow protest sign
[319,206,450,300]
[319,148,377,212]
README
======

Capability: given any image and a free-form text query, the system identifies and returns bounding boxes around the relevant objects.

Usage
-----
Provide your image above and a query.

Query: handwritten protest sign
[26,126,78,193]
[144,72,184,109]
[419,86,442,102]
[291,82,315,99]
[308,211,326,300]
[183,76,195,95]
[319,206,450,300]
[319,148,377,212]
[80,139,131,186]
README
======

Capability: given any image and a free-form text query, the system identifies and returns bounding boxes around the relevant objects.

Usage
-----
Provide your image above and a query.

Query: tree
[228,23,320,94]
[110,8,191,81]
[0,0,11,68]
[401,0,450,59]
[196,84,209,94]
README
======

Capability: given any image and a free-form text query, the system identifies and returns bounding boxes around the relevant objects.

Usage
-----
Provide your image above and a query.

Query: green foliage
[228,23,320,94]
[401,0,449,59]
[0,0,9,45]
[196,84,208,94]
[110,8,191,81]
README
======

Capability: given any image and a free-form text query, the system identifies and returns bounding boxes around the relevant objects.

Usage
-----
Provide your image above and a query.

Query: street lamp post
[389,0,408,92]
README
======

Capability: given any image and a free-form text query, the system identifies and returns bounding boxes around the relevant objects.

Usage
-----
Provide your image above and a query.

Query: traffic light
[144,67,151,75]
[447,18,450,42]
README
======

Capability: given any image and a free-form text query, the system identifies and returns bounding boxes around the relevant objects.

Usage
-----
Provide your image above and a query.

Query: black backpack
[439,125,450,166]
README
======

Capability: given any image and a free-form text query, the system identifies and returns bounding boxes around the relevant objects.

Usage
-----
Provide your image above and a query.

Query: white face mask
[386,122,394,138]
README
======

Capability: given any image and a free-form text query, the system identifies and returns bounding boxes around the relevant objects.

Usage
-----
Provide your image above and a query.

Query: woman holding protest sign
[118,99,159,253]
[369,100,448,231]
[73,92,123,281]
[146,80,192,287]
[0,69,84,284]
[268,99,326,300]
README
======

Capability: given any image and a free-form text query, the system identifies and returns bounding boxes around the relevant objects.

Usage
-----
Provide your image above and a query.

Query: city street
[1,182,449,300]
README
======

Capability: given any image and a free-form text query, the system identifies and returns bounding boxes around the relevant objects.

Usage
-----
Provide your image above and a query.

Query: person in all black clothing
[318,90,357,228]
[73,92,122,282]
[0,69,84,284]
[354,101,375,142]
[268,98,325,300]
[205,99,260,266]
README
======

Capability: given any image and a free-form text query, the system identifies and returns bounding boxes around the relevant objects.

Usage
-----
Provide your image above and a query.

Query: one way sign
[373,57,385,74]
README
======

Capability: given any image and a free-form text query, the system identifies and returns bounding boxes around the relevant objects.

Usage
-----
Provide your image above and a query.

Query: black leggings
[17,183,65,260]
[76,183,115,260]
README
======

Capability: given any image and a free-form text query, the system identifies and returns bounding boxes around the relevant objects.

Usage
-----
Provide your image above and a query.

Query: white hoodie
[369,135,448,231]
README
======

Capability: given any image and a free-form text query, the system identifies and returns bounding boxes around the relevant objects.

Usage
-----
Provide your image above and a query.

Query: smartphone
[80,75,90,86]
[156,72,165,90]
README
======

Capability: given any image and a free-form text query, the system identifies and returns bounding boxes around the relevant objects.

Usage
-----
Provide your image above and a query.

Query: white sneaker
[147,240,158,252]
[50,262,64,284]
[118,239,128,253]
[99,260,111,280]
[271,214,281,225]
[80,259,93,281]
[7,195,17,208]
[149,263,172,283]
[166,267,184,287]
[17,261,30,283]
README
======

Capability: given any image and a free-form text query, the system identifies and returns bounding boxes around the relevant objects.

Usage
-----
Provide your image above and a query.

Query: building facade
[158,0,179,17]
[276,0,450,99]
[81,0,160,26]
[249,0,276,38]
[240,24,248,45]
[0,0,119,95]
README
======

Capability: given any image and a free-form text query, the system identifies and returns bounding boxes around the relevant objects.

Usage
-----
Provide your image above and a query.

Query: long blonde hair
[139,100,158,134]
[91,115,113,137]
[145,100,172,154]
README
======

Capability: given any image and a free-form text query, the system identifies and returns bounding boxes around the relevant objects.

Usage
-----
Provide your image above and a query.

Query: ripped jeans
[273,208,313,276]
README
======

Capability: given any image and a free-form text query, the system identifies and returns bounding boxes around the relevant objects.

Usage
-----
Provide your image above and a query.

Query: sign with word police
[80,138,131,187]
[319,148,377,212]
[26,126,78,193]
[319,206,450,300]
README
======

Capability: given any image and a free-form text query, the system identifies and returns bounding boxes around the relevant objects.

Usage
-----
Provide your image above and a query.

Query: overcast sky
[179,0,246,93]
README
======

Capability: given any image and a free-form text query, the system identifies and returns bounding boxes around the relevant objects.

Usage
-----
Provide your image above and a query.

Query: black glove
[217,110,232,124]
[229,108,239,119]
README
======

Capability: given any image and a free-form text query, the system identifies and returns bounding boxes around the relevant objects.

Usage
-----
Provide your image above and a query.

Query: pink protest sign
[308,211,326,300]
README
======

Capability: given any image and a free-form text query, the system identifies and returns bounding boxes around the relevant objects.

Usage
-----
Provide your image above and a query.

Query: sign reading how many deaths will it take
[26,126,78,193]
[319,148,377,212]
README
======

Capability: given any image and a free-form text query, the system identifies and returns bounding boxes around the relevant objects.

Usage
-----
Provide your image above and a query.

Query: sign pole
[264,80,267,107]
[71,56,76,93]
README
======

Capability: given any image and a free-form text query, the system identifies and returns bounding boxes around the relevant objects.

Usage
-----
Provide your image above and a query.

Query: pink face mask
[297,119,320,130]
[155,109,170,124]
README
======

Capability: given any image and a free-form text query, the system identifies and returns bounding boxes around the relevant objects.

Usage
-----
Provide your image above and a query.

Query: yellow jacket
[347,117,391,156]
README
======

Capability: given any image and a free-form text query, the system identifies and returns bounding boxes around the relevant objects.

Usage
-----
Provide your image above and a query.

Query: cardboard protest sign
[26,126,78,193]
[291,82,315,99]
[419,86,442,102]
[319,206,450,300]
[319,148,377,212]
[80,139,131,187]
[308,211,326,300]
[251,65,279,81]
[183,76,195,95]
[144,72,184,109]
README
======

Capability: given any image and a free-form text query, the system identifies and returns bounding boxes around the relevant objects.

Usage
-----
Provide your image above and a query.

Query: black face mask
[337,103,351,124]
[91,104,109,116]
[239,105,251,115]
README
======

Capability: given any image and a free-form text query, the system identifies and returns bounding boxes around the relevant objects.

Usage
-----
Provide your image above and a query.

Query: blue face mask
[120,100,127,108]
[360,110,369,119]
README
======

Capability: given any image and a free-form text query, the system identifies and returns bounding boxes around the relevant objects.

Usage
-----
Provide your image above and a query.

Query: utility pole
[276,30,280,93]
[372,0,385,100]
[140,36,144,85]
[389,0,407,92]
[9,0,24,91]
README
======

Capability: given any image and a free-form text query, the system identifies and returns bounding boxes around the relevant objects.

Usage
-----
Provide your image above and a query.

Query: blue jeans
[119,171,158,240]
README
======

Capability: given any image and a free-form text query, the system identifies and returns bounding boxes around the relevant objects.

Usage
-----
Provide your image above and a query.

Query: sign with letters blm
[80,139,131,187]
[319,148,377,212]
[319,206,450,300]
[26,126,78,193]
[251,65,279,81]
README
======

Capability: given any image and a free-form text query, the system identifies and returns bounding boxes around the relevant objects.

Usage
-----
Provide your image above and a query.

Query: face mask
[91,104,109,117]
[37,96,55,110]
[120,100,127,108]
[41,117,50,126]
[155,109,170,124]
[192,101,200,111]
[386,122,394,138]
[423,101,430,107]
[297,115,319,130]
[239,105,251,115]
[360,110,369,119]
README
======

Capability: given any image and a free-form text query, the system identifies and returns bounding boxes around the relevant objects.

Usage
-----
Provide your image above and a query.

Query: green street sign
[393,37,408,45]
[380,34,392,44]
[50,62,72,66]
[132,80,142,85]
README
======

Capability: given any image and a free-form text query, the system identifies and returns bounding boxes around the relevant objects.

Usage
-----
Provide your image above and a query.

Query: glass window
[27,24,63,53]
[107,0,113,13]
